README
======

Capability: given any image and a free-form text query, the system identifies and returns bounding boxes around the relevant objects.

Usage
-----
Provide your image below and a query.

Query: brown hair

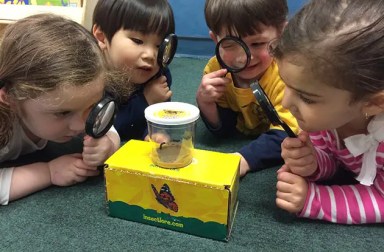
[0,14,105,148]
[205,0,288,37]
[273,0,384,102]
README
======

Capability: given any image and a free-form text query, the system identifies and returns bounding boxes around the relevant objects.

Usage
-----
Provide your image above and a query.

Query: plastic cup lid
[144,102,200,125]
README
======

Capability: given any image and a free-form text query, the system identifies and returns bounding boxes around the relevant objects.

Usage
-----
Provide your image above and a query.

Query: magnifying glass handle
[229,72,241,87]
[281,122,297,138]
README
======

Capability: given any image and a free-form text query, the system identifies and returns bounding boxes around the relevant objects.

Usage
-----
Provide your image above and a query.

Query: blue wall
[168,0,308,58]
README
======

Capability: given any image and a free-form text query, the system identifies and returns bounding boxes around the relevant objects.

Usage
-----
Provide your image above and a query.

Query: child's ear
[209,31,219,44]
[0,88,9,105]
[363,91,384,117]
[92,25,108,50]
[281,21,288,34]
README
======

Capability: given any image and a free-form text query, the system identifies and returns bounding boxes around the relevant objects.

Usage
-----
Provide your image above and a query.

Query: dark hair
[0,14,105,148]
[273,0,384,102]
[93,0,175,42]
[205,0,288,37]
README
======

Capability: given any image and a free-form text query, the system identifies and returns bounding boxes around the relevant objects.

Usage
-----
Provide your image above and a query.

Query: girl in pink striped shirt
[272,0,384,224]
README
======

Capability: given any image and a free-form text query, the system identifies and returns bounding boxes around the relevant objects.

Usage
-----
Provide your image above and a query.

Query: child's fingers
[282,137,305,149]
[166,90,172,98]
[149,133,170,143]
[284,151,314,167]
[276,198,296,213]
[74,167,100,177]
[208,77,231,89]
[74,158,98,170]
[276,190,292,202]
[83,136,99,147]
[203,70,230,83]
[298,131,312,146]
[283,146,313,161]
[276,164,290,173]
[277,171,301,185]
[214,84,227,93]
[158,75,167,82]
[209,68,228,77]
[276,179,292,193]
[82,152,104,167]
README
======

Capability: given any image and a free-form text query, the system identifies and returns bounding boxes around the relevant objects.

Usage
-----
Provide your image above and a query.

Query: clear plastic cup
[144,102,200,168]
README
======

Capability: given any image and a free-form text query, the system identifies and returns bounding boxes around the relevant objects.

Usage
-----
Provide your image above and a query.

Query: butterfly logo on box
[151,183,178,212]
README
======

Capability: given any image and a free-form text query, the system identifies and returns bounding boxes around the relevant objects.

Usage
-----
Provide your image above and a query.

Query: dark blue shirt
[114,67,172,141]
[200,105,287,172]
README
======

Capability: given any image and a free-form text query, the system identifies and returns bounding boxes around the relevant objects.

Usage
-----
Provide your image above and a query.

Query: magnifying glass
[216,36,250,74]
[216,36,296,138]
[158,33,178,69]
[85,94,117,138]
[145,33,178,84]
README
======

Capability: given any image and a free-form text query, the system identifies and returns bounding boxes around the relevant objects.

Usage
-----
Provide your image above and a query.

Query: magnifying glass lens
[158,34,178,68]
[162,40,172,65]
[86,98,116,138]
[219,42,247,70]
[216,37,250,73]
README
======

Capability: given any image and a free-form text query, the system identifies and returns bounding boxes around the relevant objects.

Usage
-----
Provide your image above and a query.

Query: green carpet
[0,57,382,251]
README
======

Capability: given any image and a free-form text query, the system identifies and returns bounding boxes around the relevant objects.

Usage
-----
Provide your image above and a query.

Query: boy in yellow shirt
[196,0,298,176]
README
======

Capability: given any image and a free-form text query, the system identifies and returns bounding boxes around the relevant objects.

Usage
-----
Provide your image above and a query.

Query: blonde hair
[0,14,105,148]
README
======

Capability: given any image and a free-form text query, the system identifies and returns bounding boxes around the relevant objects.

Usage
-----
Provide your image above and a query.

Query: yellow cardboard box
[104,140,240,241]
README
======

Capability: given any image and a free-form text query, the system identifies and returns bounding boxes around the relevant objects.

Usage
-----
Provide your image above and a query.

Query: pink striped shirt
[298,130,384,224]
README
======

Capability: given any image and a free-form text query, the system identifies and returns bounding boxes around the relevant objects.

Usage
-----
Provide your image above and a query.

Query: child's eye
[251,42,267,48]
[131,38,143,45]
[221,41,237,49]
[299,94,316,104]
[54,111,71,117]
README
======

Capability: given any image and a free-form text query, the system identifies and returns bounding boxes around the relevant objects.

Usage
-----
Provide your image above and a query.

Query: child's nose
[142,46,157,62]
[281,87,291,110]
[69,112,88,132]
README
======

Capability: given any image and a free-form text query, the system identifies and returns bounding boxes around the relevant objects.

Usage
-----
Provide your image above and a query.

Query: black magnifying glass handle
[250,82,296,138]
[281,122,297,138]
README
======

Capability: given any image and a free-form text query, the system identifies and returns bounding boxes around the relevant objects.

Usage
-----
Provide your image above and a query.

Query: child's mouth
[138,66,153,72]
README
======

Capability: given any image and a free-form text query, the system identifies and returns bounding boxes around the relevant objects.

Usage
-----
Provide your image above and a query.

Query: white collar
[344,114,384,186]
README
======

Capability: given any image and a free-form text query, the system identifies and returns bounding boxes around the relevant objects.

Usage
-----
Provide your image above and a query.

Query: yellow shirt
[204,57,299,136]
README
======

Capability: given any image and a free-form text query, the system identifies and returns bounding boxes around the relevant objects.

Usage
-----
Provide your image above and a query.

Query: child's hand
[196,69,231,105]
[48,153,99,186]
[82,135,115,166]
[144,75,172,105]
[281,131,317,177]
[276,165,308,214]
[234,153,250,177]
[145,132,171,144]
